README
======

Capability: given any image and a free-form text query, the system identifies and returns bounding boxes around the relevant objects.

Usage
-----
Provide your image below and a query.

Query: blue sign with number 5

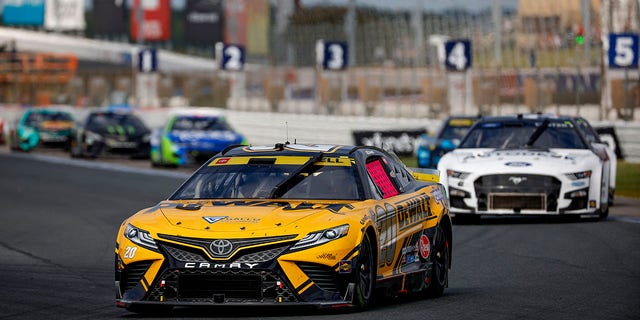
[608,34,639,68]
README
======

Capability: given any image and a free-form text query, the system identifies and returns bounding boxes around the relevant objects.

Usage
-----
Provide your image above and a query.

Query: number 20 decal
[123,246,137,259]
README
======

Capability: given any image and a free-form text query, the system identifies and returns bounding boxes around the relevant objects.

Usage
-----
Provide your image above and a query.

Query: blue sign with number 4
[445,40,472,71]
[608,33,639,69]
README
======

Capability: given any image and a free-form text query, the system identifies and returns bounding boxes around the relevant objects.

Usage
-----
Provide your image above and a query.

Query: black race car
[70,108,151,159]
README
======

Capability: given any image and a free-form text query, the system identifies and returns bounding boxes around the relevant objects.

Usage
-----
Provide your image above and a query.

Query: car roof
[221,143,359,158]
[477,113,575,123]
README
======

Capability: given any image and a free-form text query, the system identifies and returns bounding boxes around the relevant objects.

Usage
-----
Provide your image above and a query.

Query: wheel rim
[433,227,449,286]
[358,237,373,300]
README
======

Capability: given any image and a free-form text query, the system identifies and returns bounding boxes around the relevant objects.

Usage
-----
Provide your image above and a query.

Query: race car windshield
[171,116,232,131]
[26,112,72,126]
[87,113,147,134]
[458,120,588,149]
[439,124,471,141]
[170,158,361,200]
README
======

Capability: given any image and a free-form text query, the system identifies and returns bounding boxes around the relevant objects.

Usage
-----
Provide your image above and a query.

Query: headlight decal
[289,224,349,251]
[565,170,591,180]
[447,170,469,179]
[124,224,158,251]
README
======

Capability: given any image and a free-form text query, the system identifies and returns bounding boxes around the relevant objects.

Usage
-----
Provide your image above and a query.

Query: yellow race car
[115,143,452,313]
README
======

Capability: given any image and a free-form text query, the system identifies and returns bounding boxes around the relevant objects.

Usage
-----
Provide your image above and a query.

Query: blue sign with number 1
[608,33,639,69]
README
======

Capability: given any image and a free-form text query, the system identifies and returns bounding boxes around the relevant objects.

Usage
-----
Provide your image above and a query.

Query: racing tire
[125,304,173,315]
[598,206,609,220]
[426,224,449,297]
[353,232,376,308]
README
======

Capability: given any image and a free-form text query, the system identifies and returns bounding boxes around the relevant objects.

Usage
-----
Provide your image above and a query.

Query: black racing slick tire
[354,232,375,308]
[426,224,449,297]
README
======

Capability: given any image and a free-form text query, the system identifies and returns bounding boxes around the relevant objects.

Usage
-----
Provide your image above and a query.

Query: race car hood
[168,130,243,144]
[442,148,598,173]
[38,120,74,131]
[155,200,353,234]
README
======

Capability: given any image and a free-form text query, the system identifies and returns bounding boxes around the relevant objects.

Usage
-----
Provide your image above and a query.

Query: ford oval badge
[505,161,532,167]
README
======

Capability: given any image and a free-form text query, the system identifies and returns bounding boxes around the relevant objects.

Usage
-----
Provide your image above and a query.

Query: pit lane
[1,148,639,319]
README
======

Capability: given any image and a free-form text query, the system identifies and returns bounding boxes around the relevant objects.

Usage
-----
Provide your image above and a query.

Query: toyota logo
[210,239,234,256]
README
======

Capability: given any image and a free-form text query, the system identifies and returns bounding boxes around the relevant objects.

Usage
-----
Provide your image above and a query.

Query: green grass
[616,161,640,199]
[400,157,640,199]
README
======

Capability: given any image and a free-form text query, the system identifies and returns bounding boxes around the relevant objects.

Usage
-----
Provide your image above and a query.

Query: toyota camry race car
[437,114,611,221]
[116,143,452,313]
[150,108,246,167]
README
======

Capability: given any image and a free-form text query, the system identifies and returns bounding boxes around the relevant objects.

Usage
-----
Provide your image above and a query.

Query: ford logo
[210,239,234,257]
[505,161,531,167]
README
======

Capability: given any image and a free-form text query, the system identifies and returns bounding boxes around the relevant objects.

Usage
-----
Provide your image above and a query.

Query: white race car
[437,114,610,221]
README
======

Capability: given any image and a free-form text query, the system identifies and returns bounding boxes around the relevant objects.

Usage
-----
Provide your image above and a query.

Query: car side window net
[365,159,399,198]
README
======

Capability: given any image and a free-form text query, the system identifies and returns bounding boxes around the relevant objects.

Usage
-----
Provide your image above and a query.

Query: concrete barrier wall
[2,104,639,163]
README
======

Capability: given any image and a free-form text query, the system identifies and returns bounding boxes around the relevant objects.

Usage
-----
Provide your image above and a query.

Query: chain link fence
[1,0,638,121]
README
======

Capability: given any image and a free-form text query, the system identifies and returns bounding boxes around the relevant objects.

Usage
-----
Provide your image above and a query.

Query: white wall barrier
[1,105,639,163]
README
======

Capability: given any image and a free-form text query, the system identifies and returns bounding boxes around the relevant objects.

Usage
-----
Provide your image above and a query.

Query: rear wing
[409,168,440,183]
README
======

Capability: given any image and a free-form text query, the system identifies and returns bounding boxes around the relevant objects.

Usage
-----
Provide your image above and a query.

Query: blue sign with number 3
[608,33,639,69]
[323,41,348,70]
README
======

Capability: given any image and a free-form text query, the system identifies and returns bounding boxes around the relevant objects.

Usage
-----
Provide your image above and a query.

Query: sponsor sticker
[203,216,228,224]
[339,260,352,273]
[418,235,431,260]
[215,158,230,164]
[572,181,586,187]
[505,161,532,167]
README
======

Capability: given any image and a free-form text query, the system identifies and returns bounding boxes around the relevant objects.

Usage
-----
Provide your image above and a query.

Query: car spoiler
[409,168,440,183]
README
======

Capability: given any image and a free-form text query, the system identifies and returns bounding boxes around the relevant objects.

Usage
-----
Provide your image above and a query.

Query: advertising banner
[185,0,224,46]
[224,0,269,56]
[245,0,269,56]
[224,0,247,46]
[352,129,425,156]
[130,0,171,42]
[44,0,85,31]
[92,0,126,35]
[2,0,45,26]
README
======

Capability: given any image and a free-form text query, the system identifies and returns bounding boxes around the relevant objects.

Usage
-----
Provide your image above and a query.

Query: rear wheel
[426,224,449,297]
[354,232,375,308]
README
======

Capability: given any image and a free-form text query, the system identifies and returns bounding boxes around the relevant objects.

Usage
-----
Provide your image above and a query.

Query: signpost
[608,33,639,119]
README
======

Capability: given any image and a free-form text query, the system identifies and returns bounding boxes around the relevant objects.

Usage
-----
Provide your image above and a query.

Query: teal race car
[151,109,247,167]
[9,108,75,152]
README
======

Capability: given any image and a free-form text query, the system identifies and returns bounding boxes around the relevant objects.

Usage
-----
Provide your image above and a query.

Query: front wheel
[426,224,449,297]
[354,232,375,308]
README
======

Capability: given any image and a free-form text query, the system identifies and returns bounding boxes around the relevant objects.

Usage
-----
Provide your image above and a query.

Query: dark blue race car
[416,116,478,168]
